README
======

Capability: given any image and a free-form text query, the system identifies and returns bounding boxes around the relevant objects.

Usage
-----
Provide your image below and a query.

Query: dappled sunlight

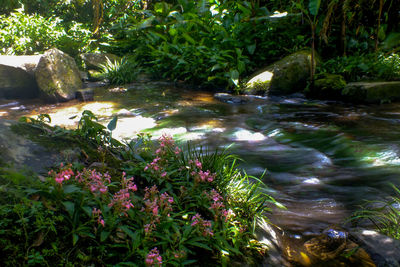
[363,149,400,166]
[232,129,267,142]
[269,11,288,18]
[303,177,321,185]
[109,116,157,141]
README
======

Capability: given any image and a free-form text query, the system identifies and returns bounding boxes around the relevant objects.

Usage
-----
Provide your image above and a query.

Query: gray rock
[350,229,400,267]
[0,64,39,99]
[214,92,253,104]
[80,53,120,70]
[35,48,83,102]
[245,51,313,95]
[343,81,400,103]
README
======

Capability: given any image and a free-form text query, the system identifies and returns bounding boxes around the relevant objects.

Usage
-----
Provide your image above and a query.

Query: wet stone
[76,88,94,102]
[214,93,253,104]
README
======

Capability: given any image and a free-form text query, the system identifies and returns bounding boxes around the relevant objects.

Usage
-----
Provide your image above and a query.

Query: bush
[0,113,278,266]
[0,7,96,56]
[100,57,141,85]
[318,53,400,82]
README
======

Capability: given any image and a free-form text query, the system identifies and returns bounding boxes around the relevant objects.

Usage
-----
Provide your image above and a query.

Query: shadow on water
[2,81,400,265]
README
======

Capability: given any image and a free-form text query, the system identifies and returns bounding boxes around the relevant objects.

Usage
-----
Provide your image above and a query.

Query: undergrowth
[0,111,279,266]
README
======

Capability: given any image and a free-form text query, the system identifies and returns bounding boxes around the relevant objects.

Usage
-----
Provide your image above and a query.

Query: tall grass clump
[100,57,141,85]
[351,184,400,240]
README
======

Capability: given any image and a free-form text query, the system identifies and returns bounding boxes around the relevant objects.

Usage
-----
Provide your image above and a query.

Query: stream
[1,81,400,264]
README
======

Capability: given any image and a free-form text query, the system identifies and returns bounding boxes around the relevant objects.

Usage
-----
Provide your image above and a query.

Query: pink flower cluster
[145,247,163,266]
[92,208,105,227]
[188,159,216,184]
[142,186,174,236]
[49,163,74,184]
[191,213,213,237]
[108,172,137,216]
[205,189,229,222]
[75,168,111,194]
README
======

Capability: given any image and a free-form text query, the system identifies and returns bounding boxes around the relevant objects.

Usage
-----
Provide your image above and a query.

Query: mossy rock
[34,48,82,103]
[307,73,346,99]
[342,81,400,103]
[245,50,314,95]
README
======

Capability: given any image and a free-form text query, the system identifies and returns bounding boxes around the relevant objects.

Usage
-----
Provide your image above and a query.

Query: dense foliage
[1,0,399,88]
[0,112,277,266]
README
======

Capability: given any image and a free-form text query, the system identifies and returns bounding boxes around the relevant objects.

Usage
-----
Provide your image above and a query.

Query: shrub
[0,7,96,56]
[318,53,400,82]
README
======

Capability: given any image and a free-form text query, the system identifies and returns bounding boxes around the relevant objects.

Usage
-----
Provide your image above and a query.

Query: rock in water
[35,48,82,102]
[76,88,94,101]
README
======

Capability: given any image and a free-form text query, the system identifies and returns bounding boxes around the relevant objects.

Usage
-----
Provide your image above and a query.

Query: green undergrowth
[0,111,279,266]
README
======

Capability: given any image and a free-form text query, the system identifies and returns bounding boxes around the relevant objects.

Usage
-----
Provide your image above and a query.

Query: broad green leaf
[63,184,81,194]
[107,116,118,131]
[308,0,321,16]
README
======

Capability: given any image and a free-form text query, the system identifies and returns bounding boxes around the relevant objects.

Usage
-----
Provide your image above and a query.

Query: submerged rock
[245,51,313,95]
[35,48,83,102]
[343,81,400,103]
[80,53,120,70]
[0,64,39,99]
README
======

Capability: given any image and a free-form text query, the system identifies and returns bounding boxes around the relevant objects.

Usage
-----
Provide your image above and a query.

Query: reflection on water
[2,81,400,239]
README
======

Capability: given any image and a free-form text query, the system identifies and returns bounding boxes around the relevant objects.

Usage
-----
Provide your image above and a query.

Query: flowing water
[2,81,400,263]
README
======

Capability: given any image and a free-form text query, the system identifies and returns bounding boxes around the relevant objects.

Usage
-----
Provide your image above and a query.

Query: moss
[307,73,346,99]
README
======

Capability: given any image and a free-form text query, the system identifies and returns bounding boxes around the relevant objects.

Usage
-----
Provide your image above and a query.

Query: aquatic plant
[351,184,400,240]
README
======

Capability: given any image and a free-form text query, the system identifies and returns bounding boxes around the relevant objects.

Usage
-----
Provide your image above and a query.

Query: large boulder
[245,51,313,95]
[80,53,120,70]
[0,64,39,99]
[342,81,400,103]
[35,48,82,102]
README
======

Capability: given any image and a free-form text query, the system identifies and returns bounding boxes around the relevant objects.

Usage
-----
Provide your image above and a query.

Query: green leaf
[73,233,79,245]
[119,225,137,240]
[182,33,196,45]
[101,231,110,242]
[308,0,321,16]
[229,69,240,87]
[247,44,256,55]
[107,116,118,131]
[63,201,75,218]
[63,184,81,194]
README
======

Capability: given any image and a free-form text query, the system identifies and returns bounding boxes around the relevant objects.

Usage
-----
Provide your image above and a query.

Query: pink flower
[92,208,105,227]
[191,214,213,237]
[145,247,162,266]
